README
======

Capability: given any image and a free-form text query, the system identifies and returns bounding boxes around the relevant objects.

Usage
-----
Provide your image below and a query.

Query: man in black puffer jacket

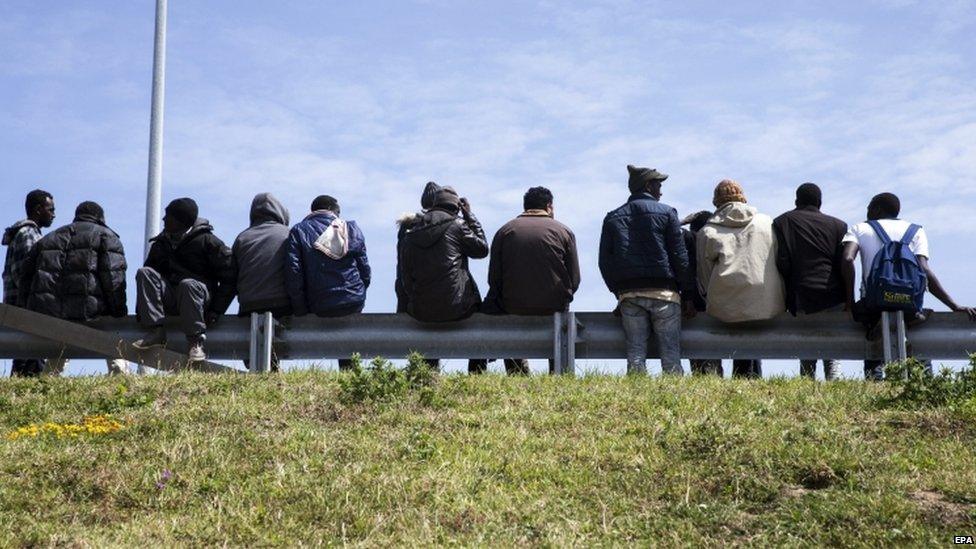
[397,186,489,373]
[18,201,130,375]
[133,198,236,363]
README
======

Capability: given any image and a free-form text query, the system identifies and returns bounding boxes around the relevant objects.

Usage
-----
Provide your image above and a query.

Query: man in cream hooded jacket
[697,180,785,377]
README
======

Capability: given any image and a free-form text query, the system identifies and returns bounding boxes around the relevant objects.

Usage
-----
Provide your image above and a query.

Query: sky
[1,0,975,376]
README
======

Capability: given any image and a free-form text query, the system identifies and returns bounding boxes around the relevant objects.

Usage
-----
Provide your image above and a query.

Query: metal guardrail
[1,311,973,374]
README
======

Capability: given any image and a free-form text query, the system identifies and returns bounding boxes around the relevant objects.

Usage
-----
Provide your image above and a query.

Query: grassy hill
[1,361,974,546]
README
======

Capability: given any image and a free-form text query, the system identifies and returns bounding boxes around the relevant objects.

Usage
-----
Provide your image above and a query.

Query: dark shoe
[187,335,207,363]
[133,328,167,350]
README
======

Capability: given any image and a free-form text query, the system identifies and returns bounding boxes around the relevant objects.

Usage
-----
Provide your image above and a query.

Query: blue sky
[2,0,975,376]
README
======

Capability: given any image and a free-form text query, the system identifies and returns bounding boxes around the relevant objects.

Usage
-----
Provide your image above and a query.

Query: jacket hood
[403,209,455,248]
[2,220,37,246]
[708,202,756,228]
[249,192,290,227]
[397,212,422,227]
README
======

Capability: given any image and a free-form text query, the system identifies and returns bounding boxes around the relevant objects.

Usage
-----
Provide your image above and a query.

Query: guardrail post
[881,311,893,365]
[248,312,274,373]
[553,311,576,376]
[895,311,907,362]
[880,311,909,367]
[248,313,259,373]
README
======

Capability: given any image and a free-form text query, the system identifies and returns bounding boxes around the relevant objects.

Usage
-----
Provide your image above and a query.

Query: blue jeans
[620,297,682,375]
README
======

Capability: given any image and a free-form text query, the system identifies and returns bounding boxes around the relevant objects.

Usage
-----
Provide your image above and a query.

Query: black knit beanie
[165,197,199,228]
[421,181,442,210]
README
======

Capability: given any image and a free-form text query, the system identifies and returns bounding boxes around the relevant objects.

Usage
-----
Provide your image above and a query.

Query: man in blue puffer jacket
[599,165,691,376]
[285,195,370,369]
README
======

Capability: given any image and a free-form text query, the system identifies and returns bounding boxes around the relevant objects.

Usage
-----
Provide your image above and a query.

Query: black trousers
[732,360,762,379]
[424,358,489,374]
[10,359,44,377]
[503,359,556,375]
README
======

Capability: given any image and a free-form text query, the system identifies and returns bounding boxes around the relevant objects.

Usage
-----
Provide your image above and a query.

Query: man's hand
[682,300,698,320]
[953,305,976,321]
[459,197,472,219]
[205,311,220,326]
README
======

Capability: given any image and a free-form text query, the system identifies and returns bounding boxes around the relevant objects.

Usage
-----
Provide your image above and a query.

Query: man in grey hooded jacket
[233,193,292,317]
[232,193,291,371]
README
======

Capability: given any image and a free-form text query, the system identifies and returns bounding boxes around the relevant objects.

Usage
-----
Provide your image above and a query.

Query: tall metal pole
[144,0,167,259]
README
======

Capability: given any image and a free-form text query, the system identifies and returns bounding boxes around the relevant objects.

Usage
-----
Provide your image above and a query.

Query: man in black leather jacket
[397,186,489,373]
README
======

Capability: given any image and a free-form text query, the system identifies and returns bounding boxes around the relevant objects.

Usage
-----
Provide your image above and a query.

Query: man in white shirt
[841,192,975,379]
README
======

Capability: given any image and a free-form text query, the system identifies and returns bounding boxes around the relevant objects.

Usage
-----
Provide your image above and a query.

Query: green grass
[1,370,974,547]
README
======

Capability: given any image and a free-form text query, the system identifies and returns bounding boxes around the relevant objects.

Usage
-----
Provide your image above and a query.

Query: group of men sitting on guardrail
[4,165,974,378]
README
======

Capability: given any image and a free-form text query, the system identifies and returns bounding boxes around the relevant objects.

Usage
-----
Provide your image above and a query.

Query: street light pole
[144,0,167,259]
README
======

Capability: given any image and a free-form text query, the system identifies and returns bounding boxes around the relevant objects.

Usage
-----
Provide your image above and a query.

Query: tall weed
[881,354,976,410]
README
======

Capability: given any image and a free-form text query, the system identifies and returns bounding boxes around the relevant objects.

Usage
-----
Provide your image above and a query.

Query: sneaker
[132,327,167,350]
[187,336,207,363]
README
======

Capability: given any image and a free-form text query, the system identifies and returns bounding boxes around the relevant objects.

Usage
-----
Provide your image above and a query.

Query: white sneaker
[187,337,207,363]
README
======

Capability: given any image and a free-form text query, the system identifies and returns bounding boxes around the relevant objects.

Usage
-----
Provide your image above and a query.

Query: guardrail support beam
[553,311,576,376]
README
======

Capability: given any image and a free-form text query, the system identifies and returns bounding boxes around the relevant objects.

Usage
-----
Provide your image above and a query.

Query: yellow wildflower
[6,414,124,440]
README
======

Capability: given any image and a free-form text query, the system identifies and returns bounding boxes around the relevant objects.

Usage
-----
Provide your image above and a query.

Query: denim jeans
[797,304,842,380]
[619,297,682,375]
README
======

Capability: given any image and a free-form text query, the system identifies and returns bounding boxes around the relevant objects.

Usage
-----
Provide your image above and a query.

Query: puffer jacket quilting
[19,214,127,321]
[599,193,690,294]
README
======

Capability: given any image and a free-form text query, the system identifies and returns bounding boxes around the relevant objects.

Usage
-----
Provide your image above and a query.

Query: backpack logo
[864,220,926,314]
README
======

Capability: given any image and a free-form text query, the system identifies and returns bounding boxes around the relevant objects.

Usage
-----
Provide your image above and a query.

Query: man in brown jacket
[484,187,581,374]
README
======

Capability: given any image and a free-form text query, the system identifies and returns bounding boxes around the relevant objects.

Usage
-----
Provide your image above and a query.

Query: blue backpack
[864,220,927,313]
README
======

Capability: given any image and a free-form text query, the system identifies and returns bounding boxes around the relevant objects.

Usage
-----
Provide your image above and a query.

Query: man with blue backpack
[841,192,975,380]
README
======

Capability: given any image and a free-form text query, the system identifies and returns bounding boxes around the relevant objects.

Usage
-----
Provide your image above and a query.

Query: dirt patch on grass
[797,463,841,490]
[780,485,814,498]
[910,491,974,526]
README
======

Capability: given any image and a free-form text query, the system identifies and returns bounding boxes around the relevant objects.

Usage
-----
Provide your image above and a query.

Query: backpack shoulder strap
[866,220,892,245]
[900,223,921,246]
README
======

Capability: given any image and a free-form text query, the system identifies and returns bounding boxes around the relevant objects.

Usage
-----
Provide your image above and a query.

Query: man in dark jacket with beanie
[3,189,56,376]
[133,197,237,363]
[285,195,370,370]
[600,165,690,376]
[397,186,489,373]
[18,201,130,375]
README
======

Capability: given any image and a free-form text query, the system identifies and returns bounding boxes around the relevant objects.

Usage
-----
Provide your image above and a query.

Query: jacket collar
[73,214,106,226]
[518,209,552,218]
[627,192,659,203]
[305,209,339,221]
[796,205,820,213]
